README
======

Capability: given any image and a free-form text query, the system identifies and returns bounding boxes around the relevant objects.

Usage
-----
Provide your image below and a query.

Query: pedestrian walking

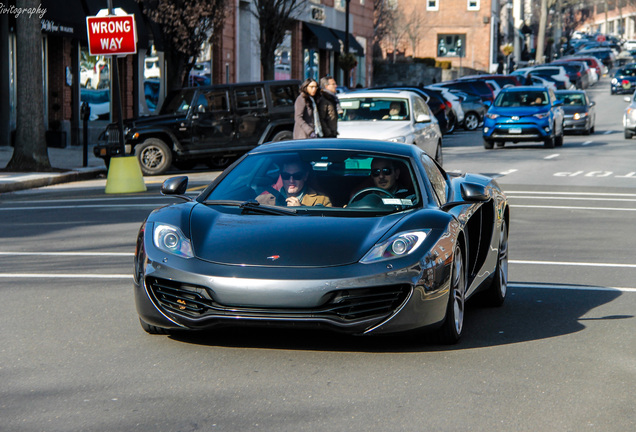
[293,78,323,139]
[318,75,341,138]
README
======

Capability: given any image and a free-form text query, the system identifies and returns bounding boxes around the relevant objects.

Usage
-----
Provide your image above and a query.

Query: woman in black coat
[293,78,323,139]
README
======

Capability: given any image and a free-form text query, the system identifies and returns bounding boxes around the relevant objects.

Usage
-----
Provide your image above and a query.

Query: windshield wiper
[204,200,297,216]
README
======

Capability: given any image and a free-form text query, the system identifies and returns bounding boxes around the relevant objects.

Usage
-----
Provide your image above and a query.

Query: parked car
[448,90,487,131]
[135,139,510,344]
[577,47,616,70]
[94,80,300,175]
[622,92,636,139]
[514,66,572,90]
[482,86,565,149]
[337,89,443,164]
[610,64,636,95]
[144,57,161,79]
[527,74,558,91]
[550,60,591,89]
[457,74,522,90]
[376,86,451,134]
[424,86,464,133]
[434,79,496,103]
[555,90,596,135]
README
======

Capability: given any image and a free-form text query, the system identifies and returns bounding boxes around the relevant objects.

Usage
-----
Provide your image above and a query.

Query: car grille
[106,125,119,145]
[146,277,411,323]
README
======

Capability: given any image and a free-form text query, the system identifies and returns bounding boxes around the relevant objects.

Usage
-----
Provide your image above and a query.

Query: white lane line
[508,196,636,202]
[511,260,636,268]
[0,204,159,211]
[506,191,636,197]
[544,154,560,159]
[499,169,518,176]
[582,141,593,146]
[512,204,636,211]
[510,283,636,293]
[0,251,133,257]
[603,130,613,135]
[0,273,132,279]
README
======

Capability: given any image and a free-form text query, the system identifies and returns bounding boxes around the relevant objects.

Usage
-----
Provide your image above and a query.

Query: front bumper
[134,234,452,336]
[483,120,551,142]
[563,115,589,132]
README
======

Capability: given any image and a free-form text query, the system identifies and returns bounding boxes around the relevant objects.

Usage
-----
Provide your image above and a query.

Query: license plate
[509,128,522,134]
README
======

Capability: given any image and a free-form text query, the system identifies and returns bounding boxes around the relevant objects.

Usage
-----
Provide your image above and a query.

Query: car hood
[189,204,403,267]
[337,121,411,140]
[489,106,550,116]
[129,113,186,129]
[562,105,588,115]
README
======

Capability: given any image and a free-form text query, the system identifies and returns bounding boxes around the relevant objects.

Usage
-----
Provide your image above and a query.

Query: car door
[190,88,235,151]
[233,85,269,150]
[411,94,439,156]
[548,88,565,134]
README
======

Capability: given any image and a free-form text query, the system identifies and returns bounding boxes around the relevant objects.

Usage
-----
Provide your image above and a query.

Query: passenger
[382,102,404,120]
[257,160,332,207]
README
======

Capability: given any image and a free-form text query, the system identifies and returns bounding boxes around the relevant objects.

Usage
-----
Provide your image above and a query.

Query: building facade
[0,0,373,149]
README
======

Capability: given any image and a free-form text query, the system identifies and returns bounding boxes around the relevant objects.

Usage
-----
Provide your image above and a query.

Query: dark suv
[94,80,300,175]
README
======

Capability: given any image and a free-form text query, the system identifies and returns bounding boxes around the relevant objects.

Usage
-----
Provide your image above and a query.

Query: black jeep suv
[94,80,300,175]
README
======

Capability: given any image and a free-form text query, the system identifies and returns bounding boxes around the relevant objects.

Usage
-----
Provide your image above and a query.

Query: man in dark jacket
[318,76,341,137]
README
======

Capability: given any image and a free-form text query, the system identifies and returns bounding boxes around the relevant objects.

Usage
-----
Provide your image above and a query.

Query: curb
[0,167,106,194]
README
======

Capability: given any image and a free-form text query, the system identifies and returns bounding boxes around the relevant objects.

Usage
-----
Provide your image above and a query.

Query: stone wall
[372,61,484,87]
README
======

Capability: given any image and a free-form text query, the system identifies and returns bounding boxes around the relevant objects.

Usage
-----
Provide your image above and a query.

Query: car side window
[234,86,266,110]
[270,84,297,108]
[199,90,229,113]
[420,154,448,205]
[412,96,430,118]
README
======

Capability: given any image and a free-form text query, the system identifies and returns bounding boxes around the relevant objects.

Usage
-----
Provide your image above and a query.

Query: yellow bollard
[105,156,147,194]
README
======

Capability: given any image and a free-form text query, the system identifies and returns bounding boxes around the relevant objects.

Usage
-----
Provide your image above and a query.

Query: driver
[257,160,332,207]
[370,158,411,198]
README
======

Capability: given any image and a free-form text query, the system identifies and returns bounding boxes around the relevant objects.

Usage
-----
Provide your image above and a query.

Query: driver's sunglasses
[281,171,305,180]
[371,168,393,177]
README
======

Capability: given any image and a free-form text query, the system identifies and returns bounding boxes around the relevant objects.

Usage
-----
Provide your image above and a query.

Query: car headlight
[611,78,618,85]
[387,136,407,143]
[533,112,550,119]
[573,112,588,120]
[360,231,428,264]
[152,223,194,258]
[486,113,499,120]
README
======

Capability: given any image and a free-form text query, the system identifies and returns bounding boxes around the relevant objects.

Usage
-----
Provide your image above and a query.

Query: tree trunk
[7,0,50,171]
[535,0,548,65]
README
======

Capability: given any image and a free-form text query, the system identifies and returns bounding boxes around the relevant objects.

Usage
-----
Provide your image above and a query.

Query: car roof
[249,138,422,158]
[500,85,549,92]
[338,89,417,99]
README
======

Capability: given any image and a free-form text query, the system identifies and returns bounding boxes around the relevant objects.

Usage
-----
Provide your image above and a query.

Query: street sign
[596,34,606,43]
[86,14,137,56]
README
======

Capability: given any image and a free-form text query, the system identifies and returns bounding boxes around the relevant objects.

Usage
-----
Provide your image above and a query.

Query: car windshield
[557,93,586,106]
[201,149,422,214]
[617,68,636,77]
[494,90,549,107]
[339,98,410,121]
[160,89,197,115]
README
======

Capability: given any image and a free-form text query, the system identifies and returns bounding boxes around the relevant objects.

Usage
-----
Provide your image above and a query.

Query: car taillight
[445,101,452,109]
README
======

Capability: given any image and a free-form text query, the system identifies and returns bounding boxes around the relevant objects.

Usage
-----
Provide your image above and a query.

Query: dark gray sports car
[134,139,509,344]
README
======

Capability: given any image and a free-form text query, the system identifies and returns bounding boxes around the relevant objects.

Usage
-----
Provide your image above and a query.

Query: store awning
[330,29,364,57]
[305,23,341,52]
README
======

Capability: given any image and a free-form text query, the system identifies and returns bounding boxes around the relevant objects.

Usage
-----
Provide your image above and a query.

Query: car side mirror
[439,183,490,211]
[590,101,596,107]
[553,100,563,106]
[483,100,492,107]
[415,113,431,123]
[197,104,206,113]
[161,176,189,197]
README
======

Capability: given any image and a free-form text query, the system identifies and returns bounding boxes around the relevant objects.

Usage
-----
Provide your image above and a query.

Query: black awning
[330,29,364,57]
[41,0,90,39]
[305,23,341,52]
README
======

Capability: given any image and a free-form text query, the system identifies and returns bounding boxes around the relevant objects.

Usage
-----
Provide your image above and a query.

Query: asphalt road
[1,75,635,431]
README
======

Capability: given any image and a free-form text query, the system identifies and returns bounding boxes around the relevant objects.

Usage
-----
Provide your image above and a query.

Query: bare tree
[6,0,50,171]
[137,0,228,91]
[373,0,395,57]
[403,5,425,57]
[385,7,407,62]
[251,0,306,81]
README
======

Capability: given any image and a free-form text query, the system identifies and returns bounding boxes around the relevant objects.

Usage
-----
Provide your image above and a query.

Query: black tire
[139,318,171,335]
[590,125,595,134]
[496,141,506,147]
[483,139,494,149]
[435,245,466,345]
[434,141,443,166]
[544,134,555,148]
[271,130,293,142]
[445,113,456,134]
[485,219,509,307]
[206,156,233,169]
[463,112,480,131]
[625,129,633,139]
[555,128,564,147]
[135,138,172,176]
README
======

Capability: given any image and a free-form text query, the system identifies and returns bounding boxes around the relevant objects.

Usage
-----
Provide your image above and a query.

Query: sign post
[86,6,146,193]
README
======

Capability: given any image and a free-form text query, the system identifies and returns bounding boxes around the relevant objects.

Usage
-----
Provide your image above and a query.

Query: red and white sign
[86,14,137,56]
[596,34,606,43]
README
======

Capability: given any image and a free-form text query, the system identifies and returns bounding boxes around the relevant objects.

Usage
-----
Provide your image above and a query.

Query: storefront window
[437,34,466,58]
[304,48,319,80]
[275,32,292,80]
[80,47,111,121]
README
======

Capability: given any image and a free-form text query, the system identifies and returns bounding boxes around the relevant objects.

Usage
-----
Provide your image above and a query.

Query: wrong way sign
[86,14,137,56]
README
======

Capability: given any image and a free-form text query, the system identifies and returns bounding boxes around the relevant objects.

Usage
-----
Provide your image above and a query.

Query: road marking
[544,154,560,159]
[511,260,636,268]
[603,130,613,135]
[582,141,593,146]
[499,169,518,176]
[0,251,133,256]
[509,196,636,202]
[512,204,636,211]
[506,191,636,197]
[0,273,132,279]
[510,282,636,293]
[0,204,159,211]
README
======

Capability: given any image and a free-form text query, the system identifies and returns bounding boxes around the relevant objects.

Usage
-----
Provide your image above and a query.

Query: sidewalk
[0,145,107,193]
